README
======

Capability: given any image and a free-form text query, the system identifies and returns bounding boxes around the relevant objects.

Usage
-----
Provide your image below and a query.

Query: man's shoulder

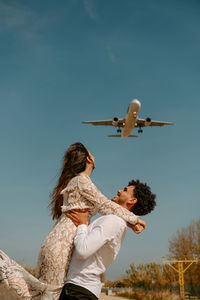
[95,214,127,228]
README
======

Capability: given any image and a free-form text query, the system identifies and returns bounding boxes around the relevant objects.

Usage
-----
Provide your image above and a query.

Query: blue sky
[0,0,200,280]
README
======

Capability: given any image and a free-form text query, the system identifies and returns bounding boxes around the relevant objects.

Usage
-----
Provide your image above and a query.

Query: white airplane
[82,99,174,138]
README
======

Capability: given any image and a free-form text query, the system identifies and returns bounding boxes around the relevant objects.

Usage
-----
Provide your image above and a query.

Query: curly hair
[128,179,156,216]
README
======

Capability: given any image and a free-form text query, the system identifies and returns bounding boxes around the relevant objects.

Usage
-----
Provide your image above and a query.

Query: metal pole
[163,257,198,300]
[178,261,184,299]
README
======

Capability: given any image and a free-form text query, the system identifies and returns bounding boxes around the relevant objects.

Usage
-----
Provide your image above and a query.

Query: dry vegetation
[116,289,181,300]
[104,219,200,299]
[23,265,37,277]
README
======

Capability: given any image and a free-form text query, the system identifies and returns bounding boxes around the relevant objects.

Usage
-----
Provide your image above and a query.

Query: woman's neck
[79,166,92,177]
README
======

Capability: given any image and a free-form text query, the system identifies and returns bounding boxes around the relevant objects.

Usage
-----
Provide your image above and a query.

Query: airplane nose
[131,98,141,107]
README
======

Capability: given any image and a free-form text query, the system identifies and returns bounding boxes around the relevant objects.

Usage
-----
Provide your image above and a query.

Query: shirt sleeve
[74,217,126,260]
[78,175,138,225]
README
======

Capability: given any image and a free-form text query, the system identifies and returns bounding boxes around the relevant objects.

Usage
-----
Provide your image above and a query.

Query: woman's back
[36,174,97,288]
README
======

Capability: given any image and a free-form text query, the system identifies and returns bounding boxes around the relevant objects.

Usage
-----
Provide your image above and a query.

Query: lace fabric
[0,174,137,299]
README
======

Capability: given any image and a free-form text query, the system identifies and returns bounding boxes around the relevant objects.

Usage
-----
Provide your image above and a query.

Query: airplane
[82,99,174,138]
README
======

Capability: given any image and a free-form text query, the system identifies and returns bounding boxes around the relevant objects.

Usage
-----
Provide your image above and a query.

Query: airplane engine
[145,117,151,126]
[112,117,119,127]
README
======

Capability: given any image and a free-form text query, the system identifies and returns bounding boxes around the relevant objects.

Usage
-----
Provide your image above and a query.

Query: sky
[0,0,200,280]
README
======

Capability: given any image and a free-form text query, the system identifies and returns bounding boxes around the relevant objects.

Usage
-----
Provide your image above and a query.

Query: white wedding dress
[0,174,137,299]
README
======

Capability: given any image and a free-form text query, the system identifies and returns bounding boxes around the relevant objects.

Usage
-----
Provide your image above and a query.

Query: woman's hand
[127,217,146,234]
[65,209,88,226]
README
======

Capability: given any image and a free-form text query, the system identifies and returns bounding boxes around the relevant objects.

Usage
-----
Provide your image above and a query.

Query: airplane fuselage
[122,99,141,138]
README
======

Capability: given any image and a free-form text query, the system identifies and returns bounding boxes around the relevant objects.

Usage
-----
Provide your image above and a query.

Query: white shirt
[66,214,127,298]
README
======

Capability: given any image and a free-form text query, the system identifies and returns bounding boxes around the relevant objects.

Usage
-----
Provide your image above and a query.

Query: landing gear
[117,128,122,133]
[138,128,143,133]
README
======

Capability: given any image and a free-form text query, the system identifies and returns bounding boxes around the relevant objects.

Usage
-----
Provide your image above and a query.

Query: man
[60,179,156,300]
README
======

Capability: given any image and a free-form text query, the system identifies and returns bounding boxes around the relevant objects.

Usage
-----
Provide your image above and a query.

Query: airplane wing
[108,134,138,138]
[136,118,174,128]
[82,119,125,127]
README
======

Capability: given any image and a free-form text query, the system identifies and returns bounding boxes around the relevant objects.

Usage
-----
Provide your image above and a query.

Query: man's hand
[65,209,88,226]
[127,217,146,234]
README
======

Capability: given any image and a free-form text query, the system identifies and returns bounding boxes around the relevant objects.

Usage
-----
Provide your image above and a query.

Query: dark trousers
[59,283,98,300]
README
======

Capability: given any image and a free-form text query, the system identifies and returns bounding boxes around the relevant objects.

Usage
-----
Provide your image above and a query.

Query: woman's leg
[0,250,46,299]
[36,216,76,287]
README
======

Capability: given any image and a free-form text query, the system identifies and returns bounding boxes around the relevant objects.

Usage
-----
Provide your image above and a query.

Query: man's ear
[127,198,137,209]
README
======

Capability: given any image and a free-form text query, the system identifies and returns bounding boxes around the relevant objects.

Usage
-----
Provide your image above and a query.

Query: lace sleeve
[78,175,138,225]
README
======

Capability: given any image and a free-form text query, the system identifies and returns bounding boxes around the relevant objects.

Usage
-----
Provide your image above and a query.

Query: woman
[0,143,144,299]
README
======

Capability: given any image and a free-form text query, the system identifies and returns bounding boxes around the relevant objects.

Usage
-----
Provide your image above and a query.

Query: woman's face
[88,151,96,170]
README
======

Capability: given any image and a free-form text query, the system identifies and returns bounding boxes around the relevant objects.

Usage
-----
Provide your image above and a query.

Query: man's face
[112,185,136,209]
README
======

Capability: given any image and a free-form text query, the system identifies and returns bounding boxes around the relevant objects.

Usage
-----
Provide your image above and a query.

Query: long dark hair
[49,143,90,220]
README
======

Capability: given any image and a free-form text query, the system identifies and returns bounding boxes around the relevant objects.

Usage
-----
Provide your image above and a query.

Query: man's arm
[66,210,126,260]
[66,208,145,235]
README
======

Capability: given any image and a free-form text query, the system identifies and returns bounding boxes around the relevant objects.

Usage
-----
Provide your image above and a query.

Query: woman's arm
[78,175,140,226]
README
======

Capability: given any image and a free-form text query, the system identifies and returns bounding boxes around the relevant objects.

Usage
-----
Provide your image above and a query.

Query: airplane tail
[108,135,138,138]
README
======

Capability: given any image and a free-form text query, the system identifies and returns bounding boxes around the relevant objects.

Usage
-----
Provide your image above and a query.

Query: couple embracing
[0,143,156,299]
